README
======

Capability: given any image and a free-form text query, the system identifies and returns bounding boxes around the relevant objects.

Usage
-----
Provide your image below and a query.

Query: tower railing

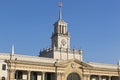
[40,47,82,55]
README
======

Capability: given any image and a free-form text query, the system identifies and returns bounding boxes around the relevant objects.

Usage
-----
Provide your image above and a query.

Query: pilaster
[109,76,111,80]
[57,72,62,80]
[42,72,45,80]
[99,75,101,80]
[83,74,90,80]
[9,69,15,80]
[27,71,31,80]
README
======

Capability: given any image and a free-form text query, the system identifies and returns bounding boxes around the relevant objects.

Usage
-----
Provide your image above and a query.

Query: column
[27,71,31,80]
[108,76,111,80]
[99,75,101,80]
[87,75,90,80]
[9,69,15,80]
[41,72,45,80]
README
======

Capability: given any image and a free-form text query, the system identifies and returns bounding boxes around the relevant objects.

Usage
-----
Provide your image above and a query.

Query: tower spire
[58,1,62,20]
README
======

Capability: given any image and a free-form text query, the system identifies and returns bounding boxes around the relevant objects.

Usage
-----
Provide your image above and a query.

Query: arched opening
[67,72,80,80]
[1,76,5,80]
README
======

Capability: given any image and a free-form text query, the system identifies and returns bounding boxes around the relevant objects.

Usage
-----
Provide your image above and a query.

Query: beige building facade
[0,53,120,80]
[0,2,120,80]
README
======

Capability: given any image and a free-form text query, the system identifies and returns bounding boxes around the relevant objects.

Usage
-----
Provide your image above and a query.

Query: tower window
[2,64,6,70]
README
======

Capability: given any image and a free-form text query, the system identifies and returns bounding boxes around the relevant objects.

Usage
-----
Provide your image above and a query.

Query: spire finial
[118,60,120,66]
[58,1,62,20]
[12,44,15,55]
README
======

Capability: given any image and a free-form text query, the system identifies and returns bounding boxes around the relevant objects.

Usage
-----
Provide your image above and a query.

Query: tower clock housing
[51,19,70,49]
[39,2,83,61]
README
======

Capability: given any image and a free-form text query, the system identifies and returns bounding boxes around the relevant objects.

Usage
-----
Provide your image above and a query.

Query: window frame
[2,64,6,70]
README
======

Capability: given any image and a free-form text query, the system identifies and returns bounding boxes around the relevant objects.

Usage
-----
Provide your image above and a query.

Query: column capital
[57,72,61,74]
[9,69,15,73]
[42,71,46,74]
[83,74,90,77]
[27,70,31,72]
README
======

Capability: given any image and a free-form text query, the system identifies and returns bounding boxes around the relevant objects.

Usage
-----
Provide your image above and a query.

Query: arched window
[67,73,80,80]
[1,76,5,80]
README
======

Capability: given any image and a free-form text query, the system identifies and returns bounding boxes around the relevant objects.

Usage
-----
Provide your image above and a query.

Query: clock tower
[39,2,83,61]
[51,2,70,49]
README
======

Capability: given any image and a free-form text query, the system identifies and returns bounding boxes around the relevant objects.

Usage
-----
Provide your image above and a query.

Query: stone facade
[0,59,8,80]
[0,53,119,80]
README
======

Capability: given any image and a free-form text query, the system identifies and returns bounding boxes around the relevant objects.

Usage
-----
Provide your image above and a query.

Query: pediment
[55,59,93,68]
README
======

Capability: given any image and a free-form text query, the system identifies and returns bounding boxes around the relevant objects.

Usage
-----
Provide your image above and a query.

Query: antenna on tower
[58,0,63,20]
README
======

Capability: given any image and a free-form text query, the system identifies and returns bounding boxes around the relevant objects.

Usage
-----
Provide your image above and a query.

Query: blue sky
[0,0,120,64]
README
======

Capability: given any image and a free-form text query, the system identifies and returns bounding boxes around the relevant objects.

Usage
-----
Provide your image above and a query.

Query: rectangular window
[2,64,6,70]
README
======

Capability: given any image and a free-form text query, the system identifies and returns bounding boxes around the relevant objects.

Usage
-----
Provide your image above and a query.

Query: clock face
[61,39,66,46]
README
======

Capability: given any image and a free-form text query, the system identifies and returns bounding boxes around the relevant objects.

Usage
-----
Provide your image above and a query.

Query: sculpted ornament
[71,63,76,68]
[61,39,66,46]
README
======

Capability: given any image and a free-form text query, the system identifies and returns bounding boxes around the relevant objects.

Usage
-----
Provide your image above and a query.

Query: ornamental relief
[64,62,83,76]
[70,62,82,70]
[71,63,76,68]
